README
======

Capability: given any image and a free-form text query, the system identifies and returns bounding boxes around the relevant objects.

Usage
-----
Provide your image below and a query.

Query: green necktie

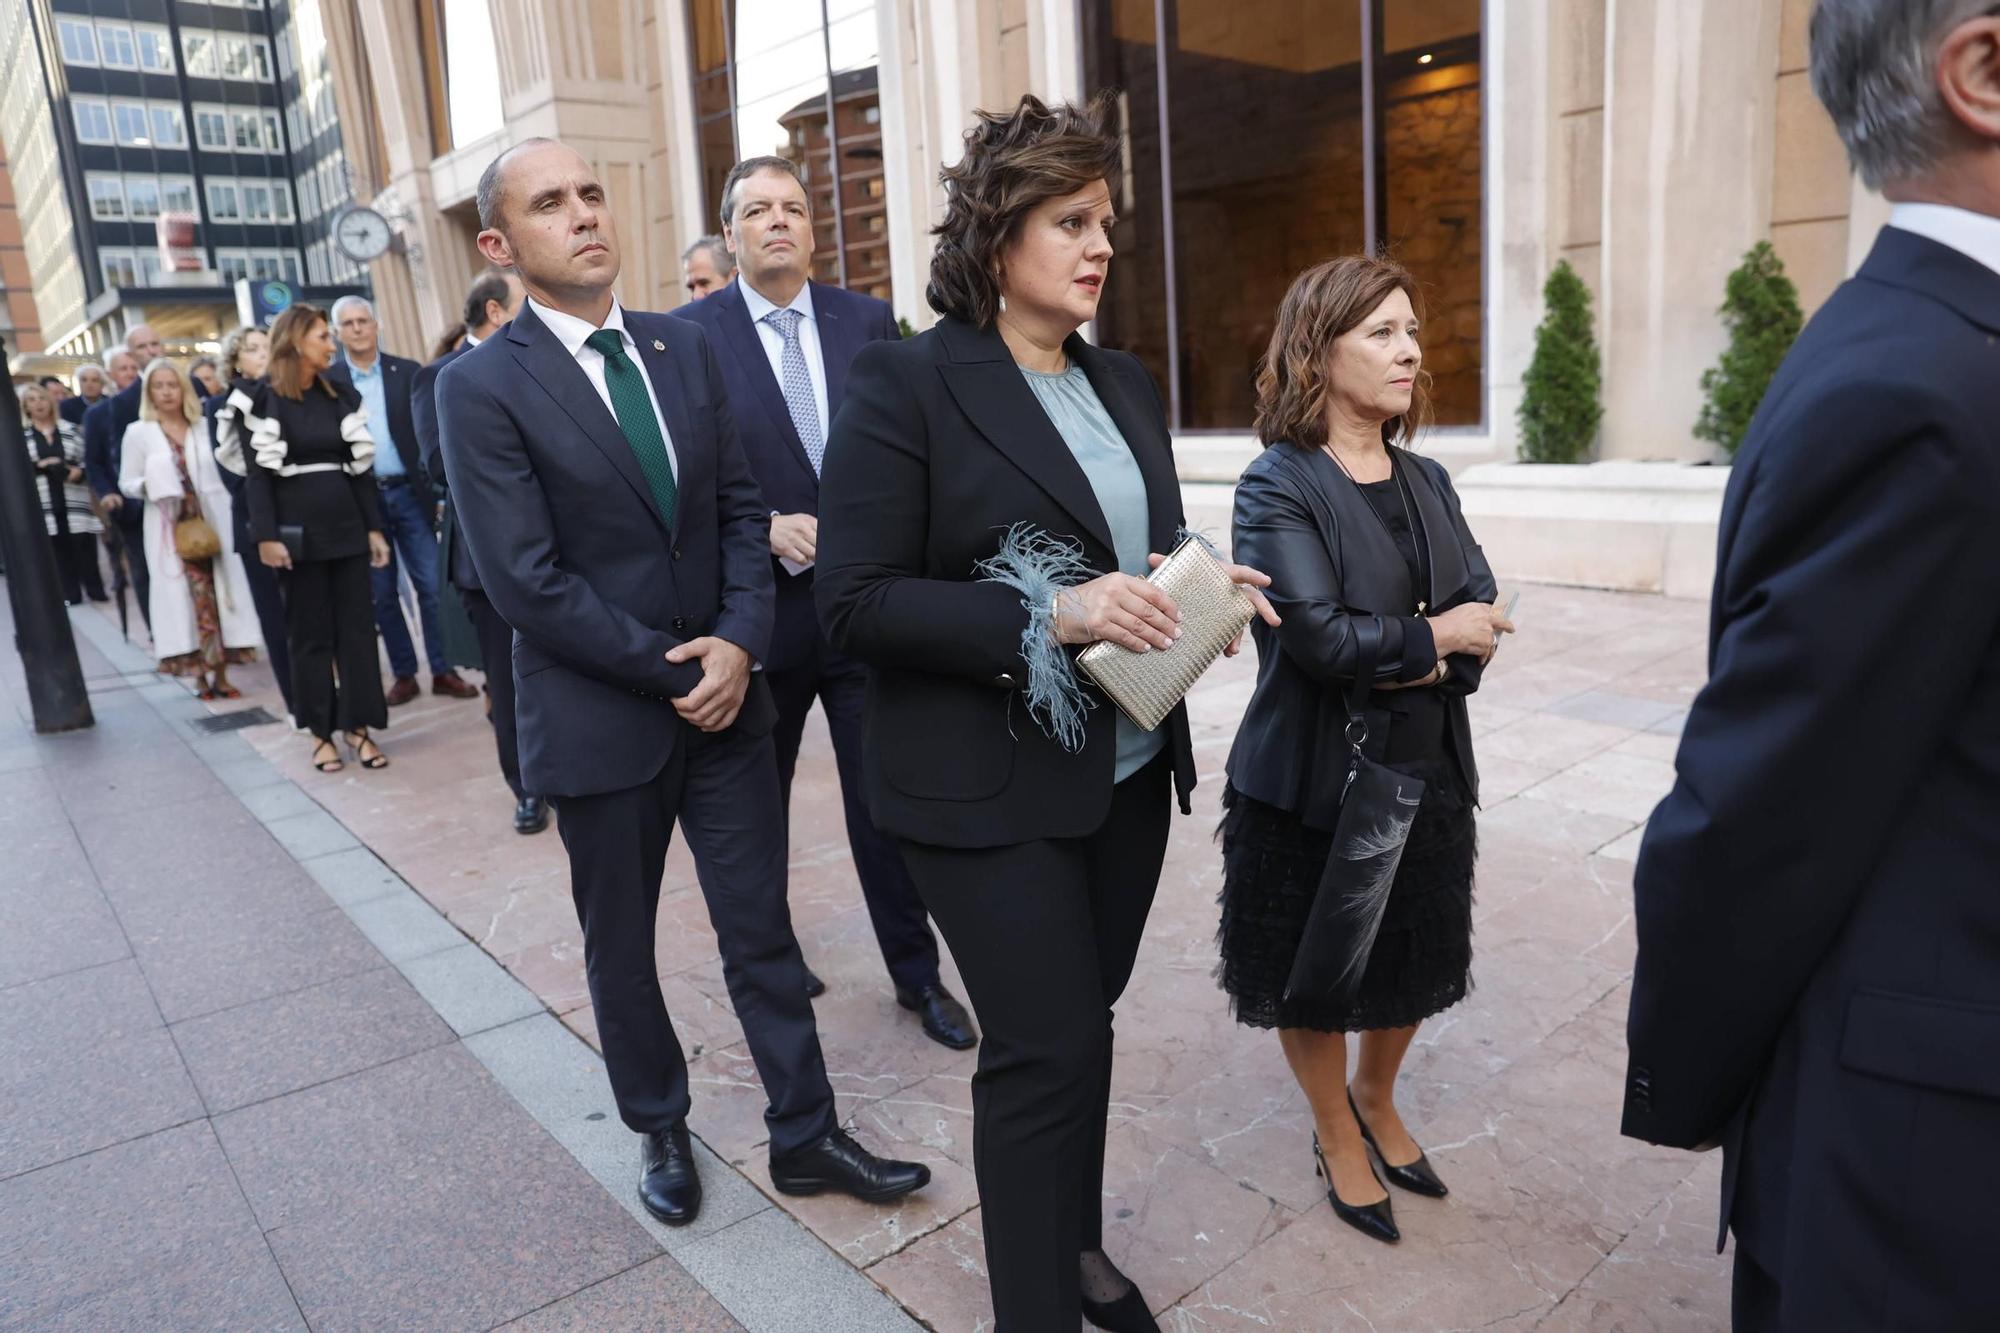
[585,327,678,529]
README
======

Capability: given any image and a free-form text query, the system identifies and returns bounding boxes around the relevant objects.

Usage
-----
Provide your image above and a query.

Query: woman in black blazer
[1221,256,1513,1246]
[816,95,1273,1332]
[241,303,392,773]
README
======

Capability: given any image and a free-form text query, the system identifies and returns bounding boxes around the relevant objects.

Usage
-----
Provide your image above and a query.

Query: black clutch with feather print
[1283,615,1427,1003]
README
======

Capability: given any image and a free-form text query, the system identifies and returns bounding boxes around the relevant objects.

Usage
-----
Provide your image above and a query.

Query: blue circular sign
[259,281,294,313]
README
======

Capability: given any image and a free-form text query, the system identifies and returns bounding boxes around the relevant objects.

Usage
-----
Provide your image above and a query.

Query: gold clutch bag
[1077,536,1254,732]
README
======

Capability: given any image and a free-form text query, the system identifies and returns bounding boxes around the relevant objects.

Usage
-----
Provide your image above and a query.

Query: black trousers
[51,531,106,604]
[461,587,525,800]
[553,725,835,1156]
[898,756,1172,1330]
[769,643,940,993]
[234,515,292,714]
[282,554,387,741]
[1733,1248,1782,1332]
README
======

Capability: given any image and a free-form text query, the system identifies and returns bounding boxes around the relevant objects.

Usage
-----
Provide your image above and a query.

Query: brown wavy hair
[1253,255,1433,450]
[266,303,337,401]
[927,92,1122,328]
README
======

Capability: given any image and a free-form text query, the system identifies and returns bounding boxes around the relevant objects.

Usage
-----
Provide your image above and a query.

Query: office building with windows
[0,0,363,373]
[321,0,1869,469]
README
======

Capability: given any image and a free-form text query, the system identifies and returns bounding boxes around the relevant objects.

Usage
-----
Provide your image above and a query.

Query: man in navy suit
[672,157,975,1052]
[59,362,108,426]
[83,328,161,628]
[439,138,928,1227]
[1624,4,2000,1329]
[329,296,479,706]
[415,269,546,835]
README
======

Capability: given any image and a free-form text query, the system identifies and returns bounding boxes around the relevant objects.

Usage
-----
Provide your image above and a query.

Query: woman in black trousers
[241,303,392,773]
[1221,256,1513,1245]
[816,94,1275,1331]
[207,325,295,722]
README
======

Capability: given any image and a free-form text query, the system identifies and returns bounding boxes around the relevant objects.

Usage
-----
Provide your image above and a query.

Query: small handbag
[1077,534,1255,731]
[174,513,222,562]
[1283,616,1428,1003]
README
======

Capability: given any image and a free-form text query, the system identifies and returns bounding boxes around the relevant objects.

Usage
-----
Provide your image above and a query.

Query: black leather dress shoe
[1314,1133,1399,1244]
[1082,1282,1161,1332]
[803,966,826,999]
[896,983,977,1050]
[1348,1089,1449,1198]
[513,795,549,835]
[639,1123,702,1226]
[769,1127,930,1203]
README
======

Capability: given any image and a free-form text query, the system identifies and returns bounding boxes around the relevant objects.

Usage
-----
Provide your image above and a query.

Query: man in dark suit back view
[414,269,547,835]
[671,157,976,1052]
[83,334,159,627]
[438,137,927,1229]
[1624,4,2000,1330]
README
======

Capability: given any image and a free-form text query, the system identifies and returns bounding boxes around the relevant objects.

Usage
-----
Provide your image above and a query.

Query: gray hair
[719,156,810,231]
[72,362,105,389]
[476,136,560,231]
[330,295,375,323]
[1810,0,1995,188]
[682,234,735,273]
[462,270,515,330]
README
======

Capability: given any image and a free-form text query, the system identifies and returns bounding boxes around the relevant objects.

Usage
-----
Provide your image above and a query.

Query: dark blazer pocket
[880,680,1014,803]
[1839,988,2000,1102]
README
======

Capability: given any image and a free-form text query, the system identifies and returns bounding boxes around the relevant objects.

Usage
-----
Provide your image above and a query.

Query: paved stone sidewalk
[20,483,1739,1329]
[0,590,917,1332]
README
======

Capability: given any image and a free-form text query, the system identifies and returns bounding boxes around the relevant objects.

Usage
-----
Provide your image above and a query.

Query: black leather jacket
[1225,442,1496,828]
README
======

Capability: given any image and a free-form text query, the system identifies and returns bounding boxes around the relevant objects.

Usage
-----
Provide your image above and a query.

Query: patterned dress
[157,428,256,678]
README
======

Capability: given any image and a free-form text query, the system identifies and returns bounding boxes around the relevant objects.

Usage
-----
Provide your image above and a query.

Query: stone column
[1484,0,1560,459]
[1599,0,1780,461]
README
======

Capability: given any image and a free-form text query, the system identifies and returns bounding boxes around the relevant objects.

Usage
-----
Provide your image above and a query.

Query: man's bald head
[476,137,565,233]
[125,324,164,366]
[474,138,621,310]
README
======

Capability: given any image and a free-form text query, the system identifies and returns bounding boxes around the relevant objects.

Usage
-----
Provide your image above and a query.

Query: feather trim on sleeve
[972,522,1097,754]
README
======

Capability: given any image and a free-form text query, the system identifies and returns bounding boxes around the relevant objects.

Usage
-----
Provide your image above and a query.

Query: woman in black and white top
[242,303,392,773]
[20,382,105,605]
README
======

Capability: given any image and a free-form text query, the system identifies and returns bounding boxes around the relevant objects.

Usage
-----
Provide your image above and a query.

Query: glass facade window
[1081,0,1484,431]
[183,33,216,77]
[97,23,138,70]
[73,99,114,144]
[217,250,249,283]
[149,104,186,148]
[207,181,241,220]
[135,26,175,73]
[271,182,293,221]
[194,108,230,150]
[112,101,150,146]
[87,174,126,220]
[241,181,274,221]
[682,0,893,301]
[161,177,197,214]
[126,176,161,219]
[57,18,97,66]
[101,250,138,286]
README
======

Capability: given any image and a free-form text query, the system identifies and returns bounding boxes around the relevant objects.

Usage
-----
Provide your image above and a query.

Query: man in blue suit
[1624,4,2000,1329]
[415,269,545,835]
[329,296,480,706]
[672,157,975,1052]
[83,328,161,628]
[439,138,928,1228]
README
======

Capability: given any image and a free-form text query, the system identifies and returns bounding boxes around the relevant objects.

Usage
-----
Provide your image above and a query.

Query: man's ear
[722,223,738,256]
[1937,14,2000,144]
[475,228,513,270]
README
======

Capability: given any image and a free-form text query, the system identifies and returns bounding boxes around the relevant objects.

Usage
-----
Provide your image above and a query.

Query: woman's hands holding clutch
[1148,553,1280,657]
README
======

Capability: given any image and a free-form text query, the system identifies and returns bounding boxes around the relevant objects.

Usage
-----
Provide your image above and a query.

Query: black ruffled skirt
[1217,753,1476,1033]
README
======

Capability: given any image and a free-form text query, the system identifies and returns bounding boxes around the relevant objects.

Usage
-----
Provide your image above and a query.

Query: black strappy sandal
[344,730,389,769]
[311,738,344,773]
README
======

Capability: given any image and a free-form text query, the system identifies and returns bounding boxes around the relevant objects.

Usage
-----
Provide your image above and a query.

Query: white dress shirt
[1888,202,2000,279]
[738,278,829,443]
[528,296,678,480]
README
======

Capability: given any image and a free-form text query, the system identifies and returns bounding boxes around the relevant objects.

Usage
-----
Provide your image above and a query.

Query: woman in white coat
[120,360,262,697]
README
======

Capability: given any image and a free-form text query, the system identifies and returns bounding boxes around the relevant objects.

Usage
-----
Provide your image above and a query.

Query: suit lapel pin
[652,339,665,351]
